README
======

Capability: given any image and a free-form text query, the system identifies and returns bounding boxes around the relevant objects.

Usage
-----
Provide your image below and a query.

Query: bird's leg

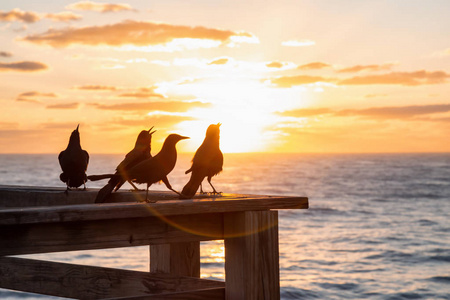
[64,183,70,196]
[83,182,86,191]
[199,182,207,194]
[208,176,222,195]
[145,183,157,203]
[162,176,181,196]
[128,180,140,191]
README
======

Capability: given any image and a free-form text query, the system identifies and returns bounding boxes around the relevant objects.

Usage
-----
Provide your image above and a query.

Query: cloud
[266,61,283,68]
[0,9,81,23]
[282,39,315,47]
[278,108,332,117]
[74,85,118,91]
[337,63,395,73]
[118,87,165,99]
[0,51,12,57]
[66,1,135,13]
[269,75,334,87]
[18,91,58,98]
[16,91,58,103]
[336,104,450,119]
[0,9,40,23]
[46,102,79,109]
[0,61,48,72]
[92,101,210,112]
[298,62,332,70]
[22,20,256,50]
[208,58,229,65]
[339,70,450,86]
[45,12,82,22]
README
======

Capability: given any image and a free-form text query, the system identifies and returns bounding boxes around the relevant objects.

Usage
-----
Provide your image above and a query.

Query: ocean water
[0,153,449,299]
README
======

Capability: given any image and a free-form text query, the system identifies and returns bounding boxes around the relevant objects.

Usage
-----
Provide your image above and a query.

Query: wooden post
[224,211,280,300]
[150,242,200,277]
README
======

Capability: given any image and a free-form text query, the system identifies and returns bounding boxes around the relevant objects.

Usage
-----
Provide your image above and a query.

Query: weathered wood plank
[0,213,223,256]
[150,242,200,277]
[0,194,308,225]
[0,257,224,299]
[224,211,280,300]
[0,185,186,207]
[105,287,225,299]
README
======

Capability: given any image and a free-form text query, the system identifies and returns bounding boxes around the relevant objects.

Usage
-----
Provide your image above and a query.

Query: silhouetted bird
[125,133,189,202]
[88,128,156,203]
[180,123,223,199]
[58,124,89,193]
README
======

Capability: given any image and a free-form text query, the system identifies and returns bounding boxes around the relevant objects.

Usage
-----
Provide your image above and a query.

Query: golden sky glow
[1,0,450,153]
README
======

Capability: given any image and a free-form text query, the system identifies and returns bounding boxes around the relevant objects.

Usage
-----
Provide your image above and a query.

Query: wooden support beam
[0,213,223,256]
[224,211,280,300]
[0,257,224,299]
[150,242,200,277]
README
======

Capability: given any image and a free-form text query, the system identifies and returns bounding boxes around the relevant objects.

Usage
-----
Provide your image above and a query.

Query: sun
[171,77,291,153]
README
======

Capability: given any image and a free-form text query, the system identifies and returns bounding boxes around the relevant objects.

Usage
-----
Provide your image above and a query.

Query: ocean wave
[427,276,450,283]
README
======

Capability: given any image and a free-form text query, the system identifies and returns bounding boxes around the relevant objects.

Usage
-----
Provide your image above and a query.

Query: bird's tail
[95,182,115,203]
[180,170,205,199]
[87,174,115,181]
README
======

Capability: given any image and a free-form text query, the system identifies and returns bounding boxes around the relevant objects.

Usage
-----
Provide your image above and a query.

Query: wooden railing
[0,185,308,299]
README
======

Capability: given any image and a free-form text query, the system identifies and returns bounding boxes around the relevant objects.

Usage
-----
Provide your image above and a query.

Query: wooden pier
[0,185,308,299]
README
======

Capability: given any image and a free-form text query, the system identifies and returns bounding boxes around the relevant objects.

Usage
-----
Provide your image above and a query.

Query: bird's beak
[148,126,157,135]
[217,122,222,127]
[76,124,79,131]
[179,136,190,140]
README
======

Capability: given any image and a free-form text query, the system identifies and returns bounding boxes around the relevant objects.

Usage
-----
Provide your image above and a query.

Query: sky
[1,0,450,154]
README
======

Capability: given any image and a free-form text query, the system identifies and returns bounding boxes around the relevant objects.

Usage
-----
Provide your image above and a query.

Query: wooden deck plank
[0,257,224,299]
[0,213,223,256]
[0,194,307,225]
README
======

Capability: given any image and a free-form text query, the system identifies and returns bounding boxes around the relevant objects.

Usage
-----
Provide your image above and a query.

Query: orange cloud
[74,85,118,91]
[278,108,332,117]
[279,104,450,121]
[0,61,48,72]
[66,1,135,13]
[0,51,12,57]
[266,61,284,68]
[339,70,449,86]
[208,58,229,65]
[46,102,79,109]
[269,75,334,87]
[45,12,82,22]
[336,104,450,119]
[0,9,40,23]
[0,9,81,23]
[298,62,331,70]
[22,20,255,49]
[92,101,210,112]
[16,91,58,102]
[338,63,395,73]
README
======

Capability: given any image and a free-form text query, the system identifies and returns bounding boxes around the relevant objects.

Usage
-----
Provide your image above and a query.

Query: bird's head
[205,123,221,140]
[164,134,190,146]
[69,124,81,144]
[135,126,157,147]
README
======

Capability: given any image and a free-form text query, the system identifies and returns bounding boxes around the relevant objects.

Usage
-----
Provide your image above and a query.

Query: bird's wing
[83,150,89,166]
[117,149,149,173]
[127,157,158,183]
